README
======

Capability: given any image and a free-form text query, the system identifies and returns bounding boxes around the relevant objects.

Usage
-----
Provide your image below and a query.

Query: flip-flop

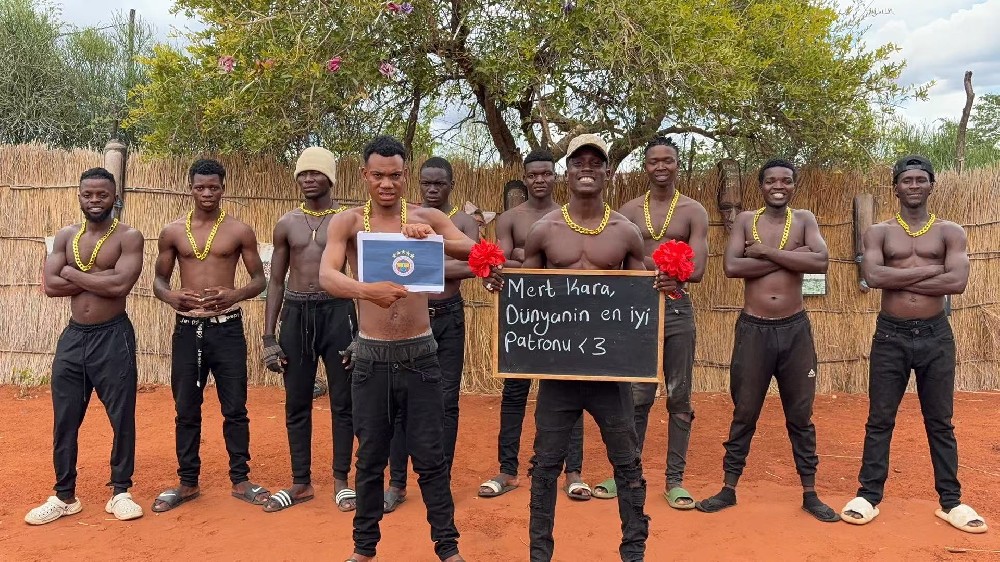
[665,487,696,510]
[263,489,314,513]
[383,489,407,513]
[232,483,270,506]
[565,482,592,501]
[592,478,617,500]
[479,477,517,498]
[335,488,357,512]
[151,488,200,513]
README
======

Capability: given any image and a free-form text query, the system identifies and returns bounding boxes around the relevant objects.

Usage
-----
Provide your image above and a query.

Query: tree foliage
[129,0,926,168]
[0,0,156,149]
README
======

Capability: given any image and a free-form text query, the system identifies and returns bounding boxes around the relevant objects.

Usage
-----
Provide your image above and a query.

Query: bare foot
[262,483,314,513]
[344,553,373,562]
[479,473,519,497]
[233,481,270,505]
[564,471,591,499]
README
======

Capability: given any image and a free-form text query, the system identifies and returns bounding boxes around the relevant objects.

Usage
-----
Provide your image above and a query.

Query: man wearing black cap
[484,134,651,561]
[840,156,987,534]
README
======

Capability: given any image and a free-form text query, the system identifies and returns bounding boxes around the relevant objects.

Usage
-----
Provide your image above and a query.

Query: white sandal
[936,504,988,534]
[840,496,879,525]
[25,496,82,525]
[106,492,144,521]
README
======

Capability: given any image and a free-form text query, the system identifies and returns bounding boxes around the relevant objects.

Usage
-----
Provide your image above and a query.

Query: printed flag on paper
[357,232,445,292]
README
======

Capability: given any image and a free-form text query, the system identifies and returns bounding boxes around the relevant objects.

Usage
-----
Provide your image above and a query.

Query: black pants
[529,380,648,562]
[722,311,819,487]
[857,311,961,509]
[351,334,459,560]
[496,379,584,478]
[171,311,251,487]
[51,313,137,500]
[388,295,466,488]
[279,293,358,484]
[631,293,696,487]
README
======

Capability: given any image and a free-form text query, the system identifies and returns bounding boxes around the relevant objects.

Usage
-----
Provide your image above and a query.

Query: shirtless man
[26,168,145,525]
[486,134,651,562]
[479,148,588,501]
[841,156,987,533]
[151,159,270,512]
[319,136,476,562]
[260,147,359,513]
[611,136,708,508]
[384,156,479,513]
[695,159,838,522]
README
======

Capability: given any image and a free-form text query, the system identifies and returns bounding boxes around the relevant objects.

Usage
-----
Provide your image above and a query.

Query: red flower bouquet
[652,240,695,298]
[468,240,505,278]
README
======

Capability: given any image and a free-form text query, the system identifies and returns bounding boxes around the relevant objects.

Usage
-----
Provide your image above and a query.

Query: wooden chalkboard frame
[491,269,666,383]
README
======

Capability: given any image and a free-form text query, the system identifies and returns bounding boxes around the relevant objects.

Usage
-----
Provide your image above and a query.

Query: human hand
[652,271,680,294]
[201,286,239,311]
[482,266,504,292]
[262,335,287,373]
[172,289,204,312]
[340,339,358,370]
[743,241,771,260]
[402,223,435,239]
[364,281,408,308]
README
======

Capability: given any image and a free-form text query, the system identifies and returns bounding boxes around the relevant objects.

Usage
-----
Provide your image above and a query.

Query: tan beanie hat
[294,146,337,183]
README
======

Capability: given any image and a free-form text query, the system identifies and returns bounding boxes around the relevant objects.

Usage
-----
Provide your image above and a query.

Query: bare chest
[883,230,945,263]
[543,225,628,270]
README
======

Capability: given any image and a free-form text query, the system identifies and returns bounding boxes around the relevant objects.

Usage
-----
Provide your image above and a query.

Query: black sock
[56,492,75,503]
[803,491,823,507]
[113,487,127,496]
[715,486,737,504]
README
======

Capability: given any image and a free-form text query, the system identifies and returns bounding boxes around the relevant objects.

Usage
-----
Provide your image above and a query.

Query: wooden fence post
[103,139,127,220]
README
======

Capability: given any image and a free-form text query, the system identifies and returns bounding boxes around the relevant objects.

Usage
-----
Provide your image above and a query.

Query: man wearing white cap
[484,134,652,561]
[261,146,360,513]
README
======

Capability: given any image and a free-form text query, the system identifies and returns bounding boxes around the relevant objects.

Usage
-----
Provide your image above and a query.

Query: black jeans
[529,379,648,562]
[496,379,584,477]
[631,293,695,487]
[279,293,358,484]
[171,311,251,487]
[857,311,961,509]
[351,334,459,560]
[51,313,137,500]
[722,311,819,487]
[388,295,466,488]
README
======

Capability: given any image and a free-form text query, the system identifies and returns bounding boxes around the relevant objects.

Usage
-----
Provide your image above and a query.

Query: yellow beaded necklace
[72,218,119,272]
[561,203,611,235]
[186,210,226,260]
[363,199,407,232]
[895,212,936,237]
[752,207,792,250]
[300,202,348,217]
[643,189,680,241]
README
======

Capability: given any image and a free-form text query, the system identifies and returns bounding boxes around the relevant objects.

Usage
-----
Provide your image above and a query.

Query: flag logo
[392,250,416,277]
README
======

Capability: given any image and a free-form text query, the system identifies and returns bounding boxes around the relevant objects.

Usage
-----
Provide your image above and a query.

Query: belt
[428,299,464,318]
[177,310,243,326]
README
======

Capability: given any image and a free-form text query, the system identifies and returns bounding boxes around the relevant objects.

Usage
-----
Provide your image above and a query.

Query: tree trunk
[955,71,975,174]
[403,85,422,159]
[471,83,521,165]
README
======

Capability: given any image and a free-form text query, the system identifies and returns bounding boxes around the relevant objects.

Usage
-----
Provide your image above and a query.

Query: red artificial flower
[468,240,505,278]
[652,240,695,282]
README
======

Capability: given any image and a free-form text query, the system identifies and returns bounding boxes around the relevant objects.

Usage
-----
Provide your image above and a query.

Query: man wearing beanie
[261,146,360,513]
[841,155,986,533]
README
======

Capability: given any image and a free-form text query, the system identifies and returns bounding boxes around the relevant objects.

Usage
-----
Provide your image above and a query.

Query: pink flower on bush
[400,2,413,13]
[326,57,342,73]
[218,55,235,73]
[379,61,397,78]
[387,2,400,13]
[387,2,412,15]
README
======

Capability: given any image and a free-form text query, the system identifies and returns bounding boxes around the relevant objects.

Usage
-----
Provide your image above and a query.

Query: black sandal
[151,487,200,512]
[232,483,270,505]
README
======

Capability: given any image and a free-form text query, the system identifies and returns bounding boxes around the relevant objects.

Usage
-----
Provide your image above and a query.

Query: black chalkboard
[492,269,664,382]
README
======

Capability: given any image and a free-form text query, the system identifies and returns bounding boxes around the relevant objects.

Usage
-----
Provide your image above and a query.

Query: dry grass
[1,144,998,393]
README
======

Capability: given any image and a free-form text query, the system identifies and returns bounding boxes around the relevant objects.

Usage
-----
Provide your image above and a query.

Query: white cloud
[58,0,201,44]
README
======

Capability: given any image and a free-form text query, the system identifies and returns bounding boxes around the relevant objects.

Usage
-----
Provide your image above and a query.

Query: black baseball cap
[892,155,935,184]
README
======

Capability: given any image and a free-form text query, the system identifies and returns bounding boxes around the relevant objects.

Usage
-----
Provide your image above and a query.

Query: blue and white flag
[357,232,445,293]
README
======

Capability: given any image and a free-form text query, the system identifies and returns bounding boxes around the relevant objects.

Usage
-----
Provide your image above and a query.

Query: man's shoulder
[619,194,644,210]
[116,223,144,242]
[935,218,966,237]
[791,208,817,222]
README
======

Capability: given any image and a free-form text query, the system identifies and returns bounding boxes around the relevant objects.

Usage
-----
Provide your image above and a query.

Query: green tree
[0,0,155,149]
[130,0,925,168]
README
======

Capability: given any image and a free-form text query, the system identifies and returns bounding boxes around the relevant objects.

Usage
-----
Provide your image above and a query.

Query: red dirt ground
[1,387,998,561]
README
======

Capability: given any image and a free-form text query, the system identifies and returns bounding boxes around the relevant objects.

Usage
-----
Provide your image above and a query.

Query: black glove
[339,339,358,370]
[262,335,287,373]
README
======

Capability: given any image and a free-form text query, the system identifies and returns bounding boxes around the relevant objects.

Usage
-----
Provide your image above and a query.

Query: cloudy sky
[59,0,1000,125]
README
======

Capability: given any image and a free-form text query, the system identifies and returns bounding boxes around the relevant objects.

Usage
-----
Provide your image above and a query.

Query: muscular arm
[427,209,476,261]
[760,211,829,274]
[861,225,943,289]
[521,221,549,269]
[263,220,290,336]
[687,205,710,282]
[320,214,372,299]
[902,225,969,295]
[235,225,267,301]
[153,226,181,306]
[495,211,520,268]
[444,216,479,280]
[723,213,782,279]
[60,229,144,298]
[43,229,83,297]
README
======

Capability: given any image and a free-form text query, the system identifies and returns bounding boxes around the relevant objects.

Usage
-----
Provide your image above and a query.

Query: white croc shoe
[25,496,82,525]
[106,492,144,521]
